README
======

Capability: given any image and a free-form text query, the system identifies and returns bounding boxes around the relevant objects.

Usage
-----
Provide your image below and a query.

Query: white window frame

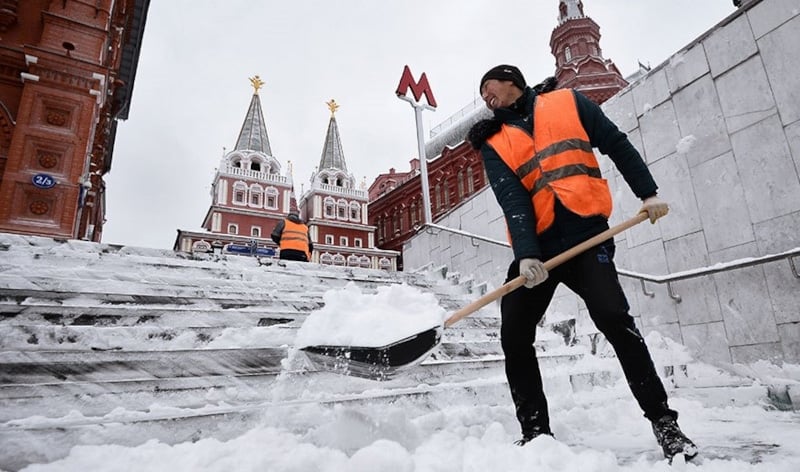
[349,202,360,221]
[233,182,247,205]
[324,197,336,218]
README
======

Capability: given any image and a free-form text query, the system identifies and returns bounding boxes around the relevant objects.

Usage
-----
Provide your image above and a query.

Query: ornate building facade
[369,134,488,270]
[174,80,399,270]
[299,100,399,270]
[174,76,293,255]
[0,0,149,241]
[368,0,627,265]
[550,0,628,104]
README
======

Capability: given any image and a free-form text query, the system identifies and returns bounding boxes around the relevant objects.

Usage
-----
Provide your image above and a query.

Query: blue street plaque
[32,173,56,189]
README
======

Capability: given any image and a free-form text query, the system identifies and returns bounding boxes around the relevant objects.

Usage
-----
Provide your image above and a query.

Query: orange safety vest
[486,89,612,235]
[279,219,311,260]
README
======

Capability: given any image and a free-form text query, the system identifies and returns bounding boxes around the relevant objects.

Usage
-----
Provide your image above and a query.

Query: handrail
[421,222,509,248]
[417,223,800,303]
[618,247,800,302]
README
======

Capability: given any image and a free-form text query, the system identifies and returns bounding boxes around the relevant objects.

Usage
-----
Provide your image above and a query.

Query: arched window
[435,183,441,209]
[332,254,346,266]
[359,255,371,268]
[565,46,572,62]
[337,199,348,220]
[320,253,333,265]
[249,184,263,207]
[227,224,238,235]
[251,227,261,237]
[324,197,336,218]
[349,202,360,221]
[250,160,262,172]
[378,257,391,270]
[457,171,465,198]
[467,167,475,193]
[265,187,278,209]
[233,182,247,204]
[347,255,360,266]
[231,158,242,168]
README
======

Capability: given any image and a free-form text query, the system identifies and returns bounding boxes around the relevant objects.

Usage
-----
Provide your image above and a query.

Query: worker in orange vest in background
[270,211,312,262]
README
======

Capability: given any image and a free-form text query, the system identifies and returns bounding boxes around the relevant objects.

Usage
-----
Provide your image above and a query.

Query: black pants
[500,242,677,436]
[279,249,308,262]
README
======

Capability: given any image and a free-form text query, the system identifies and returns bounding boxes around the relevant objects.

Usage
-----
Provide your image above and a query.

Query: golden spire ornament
[249,75,264,94]
[326,99,339,117]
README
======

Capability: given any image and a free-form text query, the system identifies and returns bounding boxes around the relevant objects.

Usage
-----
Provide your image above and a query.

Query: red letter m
[395,65,437,108]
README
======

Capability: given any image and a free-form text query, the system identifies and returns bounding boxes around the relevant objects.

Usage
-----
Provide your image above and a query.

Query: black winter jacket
[470,87,658,260]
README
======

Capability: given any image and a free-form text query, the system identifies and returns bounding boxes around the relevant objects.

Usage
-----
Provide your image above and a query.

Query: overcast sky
[103,0,737,249]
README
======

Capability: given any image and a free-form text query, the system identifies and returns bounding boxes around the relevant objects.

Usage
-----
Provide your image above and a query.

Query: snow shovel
[301,212,650,380]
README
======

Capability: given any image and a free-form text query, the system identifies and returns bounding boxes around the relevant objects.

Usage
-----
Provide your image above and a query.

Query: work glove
[519,258,548,289]
[640,196,669,224]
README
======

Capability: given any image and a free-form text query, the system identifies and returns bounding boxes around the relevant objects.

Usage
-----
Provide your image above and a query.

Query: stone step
[0,351,599,428]
[0,324,299,350]
[0,300,314,324]
[0,347,289,385]
[0,250,435,291]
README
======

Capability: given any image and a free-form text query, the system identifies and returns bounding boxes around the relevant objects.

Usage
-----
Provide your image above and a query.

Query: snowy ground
[2,239,799,471]
[5,329,800,472]
[7,369,800,472]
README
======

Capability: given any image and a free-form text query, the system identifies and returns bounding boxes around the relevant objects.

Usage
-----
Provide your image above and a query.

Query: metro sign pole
[396,65,437,225]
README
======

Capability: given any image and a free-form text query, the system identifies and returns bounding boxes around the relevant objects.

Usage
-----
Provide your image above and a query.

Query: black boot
[514,430,553,446]
[651,415,698,461]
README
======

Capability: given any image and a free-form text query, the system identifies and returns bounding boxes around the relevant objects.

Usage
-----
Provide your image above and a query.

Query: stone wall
[403,0,800,365]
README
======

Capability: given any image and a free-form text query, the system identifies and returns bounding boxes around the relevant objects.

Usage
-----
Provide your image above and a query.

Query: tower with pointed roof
[550,0,627,104]
[173,76,293,255]
[299,100,398,270]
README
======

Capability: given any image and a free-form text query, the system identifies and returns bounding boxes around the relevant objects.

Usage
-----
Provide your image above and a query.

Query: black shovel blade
[300,326,442,381]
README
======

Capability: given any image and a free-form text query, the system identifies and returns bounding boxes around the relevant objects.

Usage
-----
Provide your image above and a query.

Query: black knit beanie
[479,65,526,92]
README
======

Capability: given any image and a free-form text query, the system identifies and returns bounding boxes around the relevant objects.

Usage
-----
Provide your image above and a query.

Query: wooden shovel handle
[444,212,649,327]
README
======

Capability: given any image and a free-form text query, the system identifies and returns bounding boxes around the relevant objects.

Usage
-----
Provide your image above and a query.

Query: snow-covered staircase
[1,233,795,470]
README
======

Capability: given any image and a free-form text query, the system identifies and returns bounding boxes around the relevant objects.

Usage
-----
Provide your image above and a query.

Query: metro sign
[395,65,437,109]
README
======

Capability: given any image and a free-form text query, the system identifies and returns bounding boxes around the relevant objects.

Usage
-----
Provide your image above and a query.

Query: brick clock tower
[550,0,627,104]
[0,0,149,241]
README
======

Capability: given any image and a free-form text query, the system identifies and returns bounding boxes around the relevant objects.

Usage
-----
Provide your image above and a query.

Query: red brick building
[174,85,399,270]
[368,0,627,266]
[0,0,150,241]
[298,99,399,270]
[550,0,628,104]
[369,115,489,270]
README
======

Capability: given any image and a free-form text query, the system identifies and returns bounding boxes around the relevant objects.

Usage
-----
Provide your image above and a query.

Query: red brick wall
[0,0,135,240]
